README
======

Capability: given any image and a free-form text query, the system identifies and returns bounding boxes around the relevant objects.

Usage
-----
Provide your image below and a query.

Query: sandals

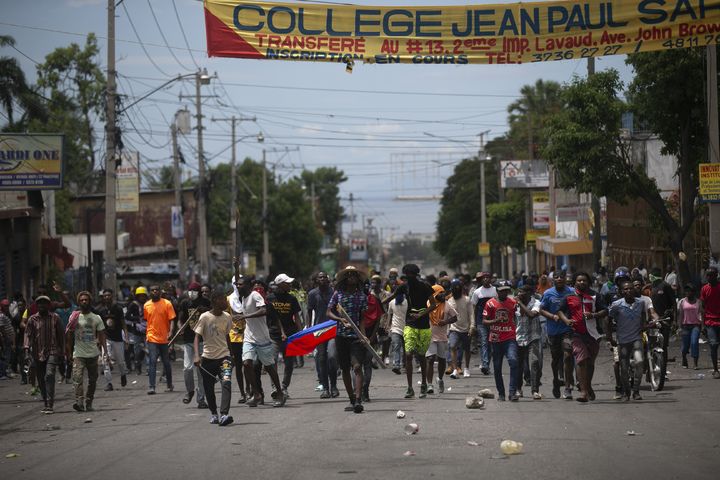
[575,395,589,403]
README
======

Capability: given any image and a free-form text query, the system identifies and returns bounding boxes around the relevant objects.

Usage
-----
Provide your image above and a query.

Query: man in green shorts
[385,264,436,398]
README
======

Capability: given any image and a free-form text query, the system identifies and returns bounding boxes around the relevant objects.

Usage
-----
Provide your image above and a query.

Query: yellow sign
[699,163,720,202]
[205,0,720,66]
[116,152,140,212]
[0,134,64,190]
[478,242,490,256]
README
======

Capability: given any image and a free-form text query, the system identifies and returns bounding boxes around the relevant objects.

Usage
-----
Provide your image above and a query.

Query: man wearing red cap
[177,282,211,407]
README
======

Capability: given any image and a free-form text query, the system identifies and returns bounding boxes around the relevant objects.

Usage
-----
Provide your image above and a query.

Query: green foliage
[487,199,526,252]
[298,167,347,238]
[506,79,564,159]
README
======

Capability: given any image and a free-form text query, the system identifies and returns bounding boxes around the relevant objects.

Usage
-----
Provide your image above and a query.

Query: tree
[298,167,347,238]
[506,79,564,159]
[542,50,712,288]
[0,36,48,133]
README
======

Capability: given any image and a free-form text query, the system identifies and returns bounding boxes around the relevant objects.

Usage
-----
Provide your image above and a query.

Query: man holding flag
[326,266,368,414]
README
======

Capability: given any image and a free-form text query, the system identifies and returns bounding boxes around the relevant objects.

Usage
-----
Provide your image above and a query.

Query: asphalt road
[1,337,718,479]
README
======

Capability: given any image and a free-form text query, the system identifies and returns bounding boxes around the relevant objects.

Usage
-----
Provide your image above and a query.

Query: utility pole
[103,0,117,295]
[195,69,210,283]
[171,124,187,286]
[479,131,489,272]
[349,193,355,232]
[262,149,270,279]
[589,57,602,268]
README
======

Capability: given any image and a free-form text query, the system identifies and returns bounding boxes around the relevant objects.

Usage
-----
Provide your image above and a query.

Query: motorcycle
[643,314,671,391]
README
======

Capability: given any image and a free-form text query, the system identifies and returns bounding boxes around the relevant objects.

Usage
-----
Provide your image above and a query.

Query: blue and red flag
[285,320,337,356]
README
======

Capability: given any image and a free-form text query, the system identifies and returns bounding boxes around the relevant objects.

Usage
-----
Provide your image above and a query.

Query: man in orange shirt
[144,284,176,395]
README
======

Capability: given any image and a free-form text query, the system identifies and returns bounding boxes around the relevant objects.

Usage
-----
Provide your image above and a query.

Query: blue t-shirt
[609,297,645,344]
[328,290,368,338]
[540,286,574,335]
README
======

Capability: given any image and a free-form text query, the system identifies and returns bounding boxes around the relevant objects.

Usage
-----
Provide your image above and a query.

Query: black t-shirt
[265,292,301,339]
[179,296,212,343]
[651,282,675,318]
[99,304,125,343]
[404,279,435,330]
[126,302,145,336]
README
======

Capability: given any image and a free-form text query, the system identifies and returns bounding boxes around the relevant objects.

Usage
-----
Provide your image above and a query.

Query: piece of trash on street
[84,418,92,423]
[403,450,416,457]
[132,380,138,384]
[625,431,644,436]
[404,423,419,435]
[6,453,20,458]
[466,397,484,409]
[447,387,451,391]
[698,374,706,379]
[500,440,523,454]
[417,381,422,385]
[396,410,405,419]
[468,441,479,446]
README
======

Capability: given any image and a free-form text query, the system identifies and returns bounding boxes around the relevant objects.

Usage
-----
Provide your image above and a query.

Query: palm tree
[0,35,29,127]
[507,79,564,159]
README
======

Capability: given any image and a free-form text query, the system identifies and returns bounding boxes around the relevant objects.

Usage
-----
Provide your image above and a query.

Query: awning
[536,236,593,256]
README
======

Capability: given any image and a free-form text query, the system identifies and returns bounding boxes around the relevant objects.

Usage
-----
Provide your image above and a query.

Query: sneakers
[210,415,219,424]
[164,384,174,393]
[404,387,415,399]
[73,402,85,412]
[481,366,490,375]
[273,394,287,408]
[621,394,630,402]
[450,369,458,379]
[419,384,428,398]
[384,357,390,366]
[632,392,643,401]
[219,415,234,426]
[713,371,720,379]
[457,366,464,375]
[320,390,330,399]
[392,367,402,375]
[445,366,453,375]
[314,384,325,392]
[463,369,471,378]
[516,389,523,398]
[147,387,156,395]
[427,384,434,394]
[497,395,506,402]
[121,375,127,387]
[362,387,371,403]
[509,392,519,402]
[247,396,261,407]
[85,402,94,412]
[613,386,623,400]
[552,379,562,399]
[197,401,208,409]
[330,387,340,398]
[30,386,41,396]
[183,391,195,404]
[437,378,444,394]
[563,388,573,400]
[104,383,114,391]
[354,398,364,413]
[44,406,54,414]
[345,397,356,411]
[533,392,544,400]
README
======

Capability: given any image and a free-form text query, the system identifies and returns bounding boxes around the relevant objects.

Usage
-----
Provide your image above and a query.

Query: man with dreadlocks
[326,266,369,413]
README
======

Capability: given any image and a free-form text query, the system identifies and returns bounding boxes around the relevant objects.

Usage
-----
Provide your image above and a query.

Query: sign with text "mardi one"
[0,134,65,190]
[204,0,720,66]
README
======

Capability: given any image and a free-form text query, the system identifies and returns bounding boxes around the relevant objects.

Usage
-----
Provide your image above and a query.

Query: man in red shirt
[700,266,720,379]
[558,271,607,402]
[144,284,176,394]
[482,281,518,402]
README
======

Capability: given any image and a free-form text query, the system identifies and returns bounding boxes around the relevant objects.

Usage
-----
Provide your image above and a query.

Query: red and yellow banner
[204,0,720,65]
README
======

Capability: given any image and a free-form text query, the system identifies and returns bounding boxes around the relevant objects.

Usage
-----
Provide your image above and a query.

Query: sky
[1,0,636,239]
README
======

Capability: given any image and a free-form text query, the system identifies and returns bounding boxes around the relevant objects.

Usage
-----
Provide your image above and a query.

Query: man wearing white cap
[265,273,302,399]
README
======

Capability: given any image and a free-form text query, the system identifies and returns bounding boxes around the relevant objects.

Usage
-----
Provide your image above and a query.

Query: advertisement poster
[0,134,65,190]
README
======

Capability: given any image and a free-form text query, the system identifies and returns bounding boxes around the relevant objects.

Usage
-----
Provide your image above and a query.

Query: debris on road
[403,450,416,457]
[478,389,495,399]
[396,410,405,418]
[466,397,484,409]
[404,423,418,435]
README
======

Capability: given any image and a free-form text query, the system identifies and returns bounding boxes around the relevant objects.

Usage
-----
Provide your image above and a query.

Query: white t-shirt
[387,297,408,336]
[241,291,271,345]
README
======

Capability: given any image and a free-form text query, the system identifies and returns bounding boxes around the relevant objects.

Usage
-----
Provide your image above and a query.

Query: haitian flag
[285,320,337,356]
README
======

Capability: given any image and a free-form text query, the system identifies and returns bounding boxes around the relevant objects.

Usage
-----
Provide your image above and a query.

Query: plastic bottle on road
[500,440,523,455]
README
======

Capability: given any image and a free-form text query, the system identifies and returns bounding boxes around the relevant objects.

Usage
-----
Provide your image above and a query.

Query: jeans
[316,339,338,389]
[103,339,129,384]
[491,339,518,397]
[681,324,701,358]
[522,342,543,383]
[478,324,492,370]
[73,356,99,404]
[517,339,541,394]
[706,324,720,369]
[148,342,172,389]
[200,356,233,416]
[183,342,205,403]
[271,337,293,391]
[35,354,58,407]
[390,332,405,368]
[619,340,644,394]
[447,331,467,366]
[131,333,149,370]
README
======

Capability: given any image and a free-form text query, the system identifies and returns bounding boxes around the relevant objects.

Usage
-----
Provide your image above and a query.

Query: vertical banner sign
[171,205,185,239]
[205,1,720,66]
[532,191,550,229]
[699,163,720,202]
[0,134,65,190]
[349,233,368,261]
[116,152,140,212]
